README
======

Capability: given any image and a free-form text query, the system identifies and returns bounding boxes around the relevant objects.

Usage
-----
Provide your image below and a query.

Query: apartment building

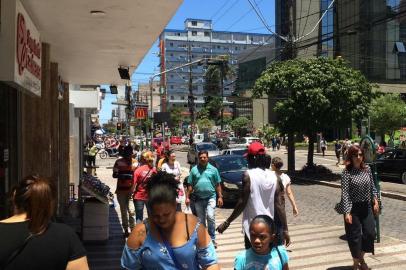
[159,19,274,116]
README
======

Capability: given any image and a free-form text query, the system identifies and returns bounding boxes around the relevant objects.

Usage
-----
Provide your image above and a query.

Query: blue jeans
[134,200,148,224]
[191,197,216,240]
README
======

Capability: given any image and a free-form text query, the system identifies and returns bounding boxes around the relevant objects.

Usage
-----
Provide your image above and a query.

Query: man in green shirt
[186,150,223,247]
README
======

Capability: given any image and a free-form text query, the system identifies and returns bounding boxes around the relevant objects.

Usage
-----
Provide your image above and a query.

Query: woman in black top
[0,175,89,270]
[340,146,380,270]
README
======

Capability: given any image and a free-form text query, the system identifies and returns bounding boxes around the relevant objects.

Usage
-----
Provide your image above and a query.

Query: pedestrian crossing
[85,204,406,270]
[216,217,406,270]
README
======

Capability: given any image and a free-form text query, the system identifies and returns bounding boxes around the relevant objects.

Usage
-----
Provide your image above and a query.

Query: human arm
[112,161,119,178]
[216,171,250,233]
[286,184,298,217]
[341,170,353,224]
[66,257,89,270]
[196,218,220,270]
[185,173,194,206]
[121,223,147,270]
[214,168,223,207]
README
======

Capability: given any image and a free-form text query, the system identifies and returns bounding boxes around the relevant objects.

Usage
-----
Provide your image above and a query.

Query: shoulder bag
[1,234,33,269]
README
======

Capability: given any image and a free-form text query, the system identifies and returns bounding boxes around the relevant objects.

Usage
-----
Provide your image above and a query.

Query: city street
[91,150,406,269]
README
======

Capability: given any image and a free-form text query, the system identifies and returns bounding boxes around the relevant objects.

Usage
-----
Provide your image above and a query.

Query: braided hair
[146,171,179,209]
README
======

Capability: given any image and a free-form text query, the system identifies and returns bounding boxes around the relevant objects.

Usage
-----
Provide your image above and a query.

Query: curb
[295,177,406,201]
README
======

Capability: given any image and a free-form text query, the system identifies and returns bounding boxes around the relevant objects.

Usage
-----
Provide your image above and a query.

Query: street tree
[203,56,234,124]
[230,116,251,137]
[253,57,375,167]
[169,107,183,134]
[370,93,406,144]
[196,118,214,133]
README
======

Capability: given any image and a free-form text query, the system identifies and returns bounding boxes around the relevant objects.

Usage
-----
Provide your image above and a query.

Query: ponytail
[12,175,55,234]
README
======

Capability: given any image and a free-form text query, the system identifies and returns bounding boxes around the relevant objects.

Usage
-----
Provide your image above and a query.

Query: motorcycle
[98,146,119,159]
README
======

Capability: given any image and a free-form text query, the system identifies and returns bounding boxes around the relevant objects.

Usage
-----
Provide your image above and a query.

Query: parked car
[232,137,262,148]
[151,137,169,150]
[170,136,182,145]
[209,155,248,204]
[222,147,247,156]
[376,148,406,184]
[187,142,221,165]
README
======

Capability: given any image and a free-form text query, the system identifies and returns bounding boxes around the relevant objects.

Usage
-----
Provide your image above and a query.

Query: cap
[245,141,266,156]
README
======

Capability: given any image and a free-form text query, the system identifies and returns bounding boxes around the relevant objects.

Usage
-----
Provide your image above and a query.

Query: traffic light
[117,122,122,131]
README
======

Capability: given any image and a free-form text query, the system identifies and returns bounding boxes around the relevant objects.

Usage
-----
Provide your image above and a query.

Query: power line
[224,0,265,31]
[295,0,335,42]
[210,0,232,20]
[247,0,288,41]
[213,0,241,25]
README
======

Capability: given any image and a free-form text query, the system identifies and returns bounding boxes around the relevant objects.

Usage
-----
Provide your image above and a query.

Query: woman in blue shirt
[121,171,219,270]
[234,215,289,270]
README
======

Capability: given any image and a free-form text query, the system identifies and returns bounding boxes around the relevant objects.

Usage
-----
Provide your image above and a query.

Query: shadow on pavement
[85,204,125,270]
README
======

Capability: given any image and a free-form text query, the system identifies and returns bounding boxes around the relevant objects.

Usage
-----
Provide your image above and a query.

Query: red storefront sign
[16,13,41,80]
[135,108,148,119]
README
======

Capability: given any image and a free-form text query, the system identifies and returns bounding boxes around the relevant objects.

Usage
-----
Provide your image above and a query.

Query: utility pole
[188,40,195,139]
[220,62,225,131]
[284,0,296,173]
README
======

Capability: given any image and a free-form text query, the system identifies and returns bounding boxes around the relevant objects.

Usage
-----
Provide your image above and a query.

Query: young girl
[271,157,299,217]
[234,215,289,270]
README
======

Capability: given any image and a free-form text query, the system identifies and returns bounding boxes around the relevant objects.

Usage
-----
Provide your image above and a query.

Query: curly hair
[146,171,179,209]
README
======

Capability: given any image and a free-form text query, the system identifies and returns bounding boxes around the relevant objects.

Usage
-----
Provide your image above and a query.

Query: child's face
[249,222,275,255]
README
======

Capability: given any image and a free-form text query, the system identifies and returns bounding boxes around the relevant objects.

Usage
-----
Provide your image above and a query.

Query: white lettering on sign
[16,13,41,80]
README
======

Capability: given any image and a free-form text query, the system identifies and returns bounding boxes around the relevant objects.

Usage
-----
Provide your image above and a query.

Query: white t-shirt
[280,173,291,188]
[161,161,184,203]
[161,161,181,180]
[243,168,276,239]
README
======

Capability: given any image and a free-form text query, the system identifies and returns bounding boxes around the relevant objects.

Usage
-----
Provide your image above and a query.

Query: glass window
[192,31,197,36]
[204,31,210,37]
[169,42,173,47]
[192,21,197,26]
[170,96,174,100]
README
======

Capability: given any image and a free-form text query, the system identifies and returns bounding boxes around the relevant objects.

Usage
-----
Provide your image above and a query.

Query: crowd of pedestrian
[0,136,382,270]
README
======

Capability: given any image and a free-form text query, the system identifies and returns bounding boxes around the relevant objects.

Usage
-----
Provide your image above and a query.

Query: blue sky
[100,0,275,124]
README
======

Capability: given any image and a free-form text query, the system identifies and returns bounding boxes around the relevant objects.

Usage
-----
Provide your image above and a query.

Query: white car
[232,137,262,148]
[222,148,247,156]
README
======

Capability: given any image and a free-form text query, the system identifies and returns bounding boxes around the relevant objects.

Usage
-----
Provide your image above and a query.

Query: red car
[170,136,182,145]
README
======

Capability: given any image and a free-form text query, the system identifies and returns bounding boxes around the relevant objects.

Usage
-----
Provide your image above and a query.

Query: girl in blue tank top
[121,171,219,270]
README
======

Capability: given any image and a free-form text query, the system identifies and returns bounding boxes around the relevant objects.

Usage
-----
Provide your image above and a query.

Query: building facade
[276,0,406,90]
[159,19,274,116]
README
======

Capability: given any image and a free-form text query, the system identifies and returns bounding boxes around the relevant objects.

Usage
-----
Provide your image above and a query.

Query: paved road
[89,153,406,269]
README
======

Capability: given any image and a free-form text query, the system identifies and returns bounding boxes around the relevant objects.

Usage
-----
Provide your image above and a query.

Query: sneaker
[212,240,218,249]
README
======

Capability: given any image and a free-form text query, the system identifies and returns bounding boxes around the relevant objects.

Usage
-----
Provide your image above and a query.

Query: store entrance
[0,84,19,219]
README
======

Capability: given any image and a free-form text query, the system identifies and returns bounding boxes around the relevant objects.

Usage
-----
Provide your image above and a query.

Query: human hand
[216,221,230,234]
[293,207,299,217]
[185,198,190,207]
[217,197,223,208]
[373,200,380,216]
[344,214,352,224]
[283,231,291,247]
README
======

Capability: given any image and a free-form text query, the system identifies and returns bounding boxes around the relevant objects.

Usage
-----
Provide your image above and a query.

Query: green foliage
[196,118,214,131]
[252,57,375,135]
[169,107,183,128]
[204,65,221,96]
[230,116,251,136]
[197,107,210,120]
[258,126,279,146]
[370,93,406,140]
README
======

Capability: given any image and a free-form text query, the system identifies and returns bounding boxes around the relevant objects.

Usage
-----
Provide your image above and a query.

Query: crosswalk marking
[85,205,406,270]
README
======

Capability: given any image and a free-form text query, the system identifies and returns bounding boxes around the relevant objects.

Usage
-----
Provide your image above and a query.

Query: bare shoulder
[127,223,147,249]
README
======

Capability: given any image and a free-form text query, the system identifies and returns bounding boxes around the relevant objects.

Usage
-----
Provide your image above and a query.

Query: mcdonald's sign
[135,107,147,119]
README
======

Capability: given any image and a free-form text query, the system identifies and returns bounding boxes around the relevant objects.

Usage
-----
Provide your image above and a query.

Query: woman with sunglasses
[339,145,380,270]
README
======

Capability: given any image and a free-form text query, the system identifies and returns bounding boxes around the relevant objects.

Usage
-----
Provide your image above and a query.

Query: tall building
[276,0,406,92]
[159,19,274,116]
